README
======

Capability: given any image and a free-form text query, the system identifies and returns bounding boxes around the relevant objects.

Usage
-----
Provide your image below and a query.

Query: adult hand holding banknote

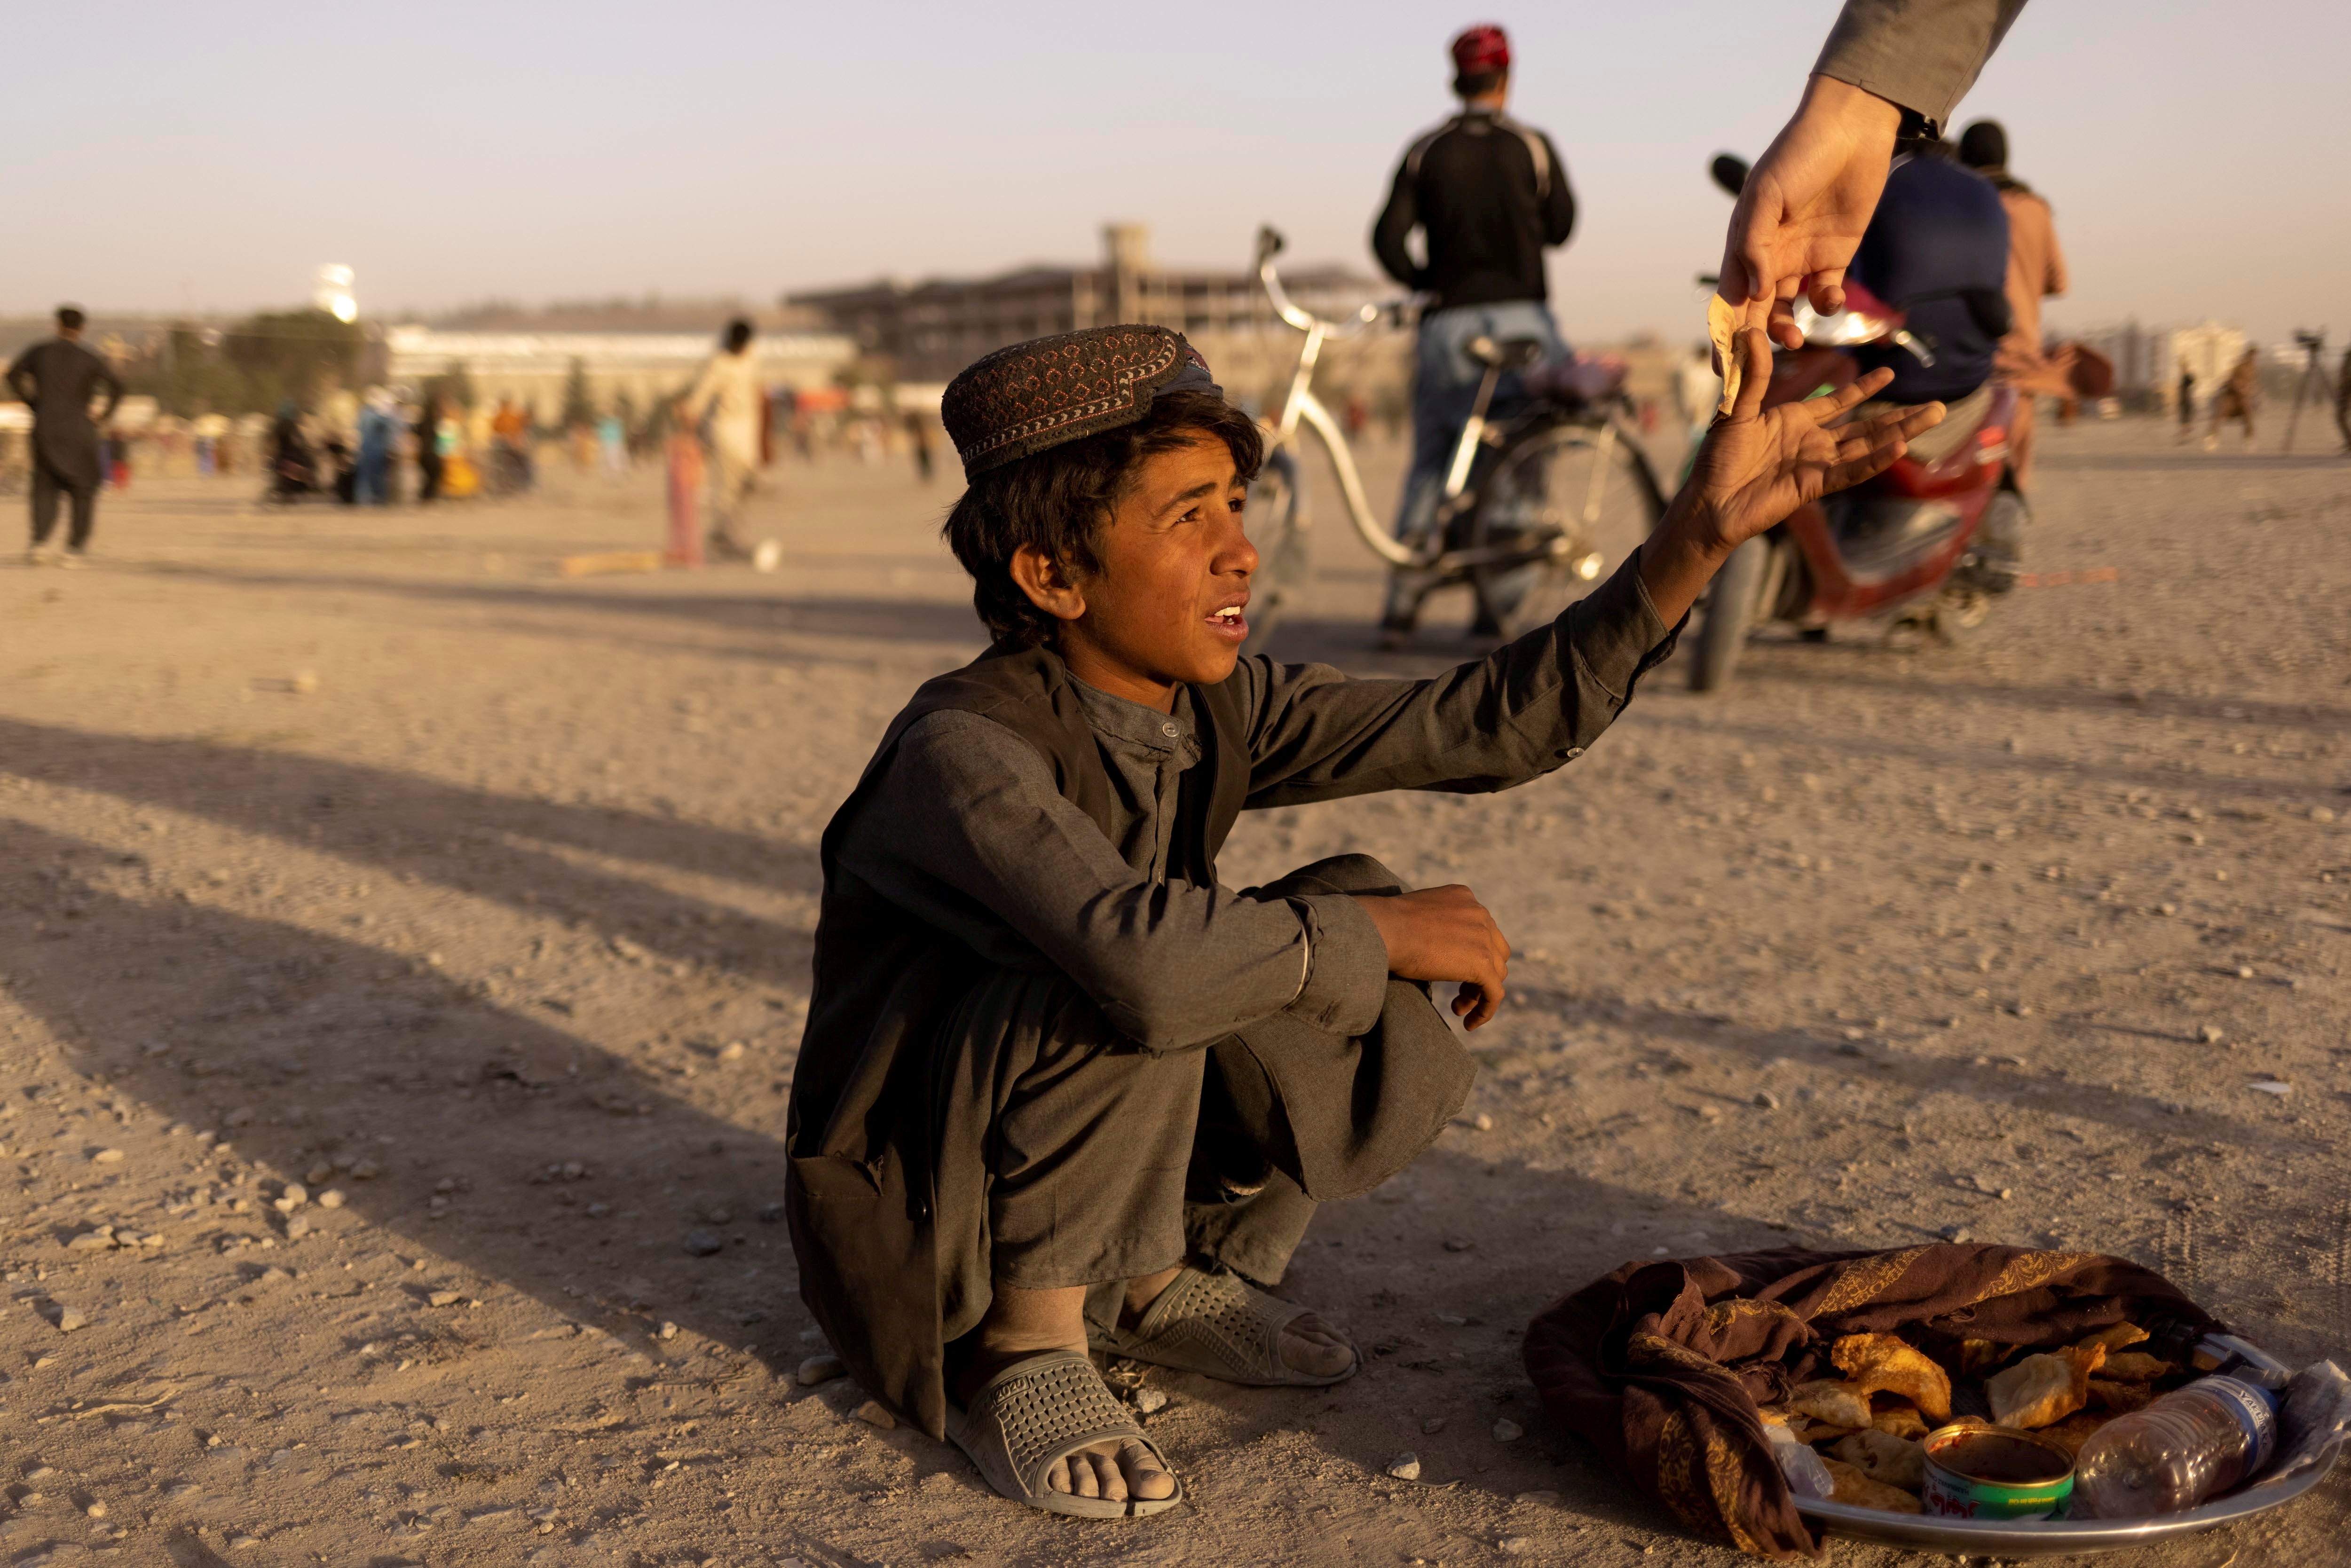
[1636,326,1944,626]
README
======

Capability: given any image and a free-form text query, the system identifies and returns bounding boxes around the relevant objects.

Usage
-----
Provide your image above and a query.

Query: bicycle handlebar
[1257,223,1379,339]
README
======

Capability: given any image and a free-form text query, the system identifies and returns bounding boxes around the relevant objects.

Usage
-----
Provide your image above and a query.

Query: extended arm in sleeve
[95,359,125,423]
[1371,161,1424,291]
[1812,0,2030,132]
[5,347,34,406]
[1237,552,1679,810]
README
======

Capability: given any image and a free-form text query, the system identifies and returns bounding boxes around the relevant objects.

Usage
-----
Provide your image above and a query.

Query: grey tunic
[834,557,1677,1059]
[1814,0,2031,133]
[797,554,1680,1434]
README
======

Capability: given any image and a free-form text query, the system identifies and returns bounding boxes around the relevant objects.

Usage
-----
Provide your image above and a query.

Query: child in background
[664,397,703,567]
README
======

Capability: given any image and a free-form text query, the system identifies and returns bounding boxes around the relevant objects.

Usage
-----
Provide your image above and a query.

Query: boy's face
[1053,432,1257,704]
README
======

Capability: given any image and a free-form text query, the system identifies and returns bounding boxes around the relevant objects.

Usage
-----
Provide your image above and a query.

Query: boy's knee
[1251,853,1404,901]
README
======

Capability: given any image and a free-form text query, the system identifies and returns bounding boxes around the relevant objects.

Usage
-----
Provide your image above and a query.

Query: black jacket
[1373,108,1575,313]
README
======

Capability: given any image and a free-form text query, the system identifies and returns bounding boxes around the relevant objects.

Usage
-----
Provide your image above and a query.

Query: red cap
[1451,24,1511,78]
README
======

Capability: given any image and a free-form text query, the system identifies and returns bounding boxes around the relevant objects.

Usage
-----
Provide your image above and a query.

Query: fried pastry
[1986,1344,2106,1430]
[2090,1378,2155,1413]
[1830,1428,1926,1492]
[1789,1379,1875,1430]
[2075,1321,2151,1355]
[1831,1333,1953,1422]
[2097,1351,2172,1383]
[1870,1405,1931,1442]
[1953,1338,2020,1378]
[2040,1408,2117,1457]
[1822,1456,1925,1513]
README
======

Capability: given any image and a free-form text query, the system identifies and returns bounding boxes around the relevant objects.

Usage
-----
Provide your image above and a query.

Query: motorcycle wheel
[1466,418,1665,640]
[1689,535,1771,692]
[1931,582,1995,643]
[1972,489,2028,593]
[1240,446,1306,656]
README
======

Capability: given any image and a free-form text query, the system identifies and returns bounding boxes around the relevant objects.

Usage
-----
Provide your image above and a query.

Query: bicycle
[1242,225,1667,652]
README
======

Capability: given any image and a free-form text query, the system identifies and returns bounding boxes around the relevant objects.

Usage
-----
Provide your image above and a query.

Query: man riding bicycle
[1372,23,1576,647]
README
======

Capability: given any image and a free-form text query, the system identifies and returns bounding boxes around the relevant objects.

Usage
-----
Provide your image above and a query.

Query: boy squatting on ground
[784,323,1941,1518]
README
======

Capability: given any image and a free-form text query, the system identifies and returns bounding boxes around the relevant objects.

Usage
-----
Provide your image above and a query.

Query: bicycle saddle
[1465,335,1547,371]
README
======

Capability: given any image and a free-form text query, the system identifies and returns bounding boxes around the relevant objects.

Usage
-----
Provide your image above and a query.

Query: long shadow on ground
[0,717,820,990]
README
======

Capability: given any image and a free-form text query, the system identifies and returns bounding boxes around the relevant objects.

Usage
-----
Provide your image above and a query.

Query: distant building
[382,325,855,417]
[789,223,1405,395]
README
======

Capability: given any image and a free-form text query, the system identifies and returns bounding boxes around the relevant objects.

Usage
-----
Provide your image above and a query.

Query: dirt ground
[2,416,2347,1568]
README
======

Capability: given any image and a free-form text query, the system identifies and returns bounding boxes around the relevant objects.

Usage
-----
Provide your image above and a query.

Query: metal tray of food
[1798,1343,2346,1558]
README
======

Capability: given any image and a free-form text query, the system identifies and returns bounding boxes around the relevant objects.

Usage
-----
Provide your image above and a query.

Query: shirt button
[1558,747,1584,760]
[1161,723,1180,738]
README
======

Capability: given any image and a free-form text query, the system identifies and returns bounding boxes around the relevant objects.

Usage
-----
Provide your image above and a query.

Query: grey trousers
[931,854,1475,1343]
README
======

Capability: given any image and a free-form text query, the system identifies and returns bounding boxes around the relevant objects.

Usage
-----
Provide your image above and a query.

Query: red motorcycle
[1689,156,2025,693]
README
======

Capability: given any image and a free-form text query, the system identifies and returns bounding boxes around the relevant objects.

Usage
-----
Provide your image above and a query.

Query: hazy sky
[6,1,2343,347]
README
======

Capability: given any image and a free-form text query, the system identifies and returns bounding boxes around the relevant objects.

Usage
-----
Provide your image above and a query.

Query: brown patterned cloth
[1523,1245,2220,1559]
[941,324,1217,476]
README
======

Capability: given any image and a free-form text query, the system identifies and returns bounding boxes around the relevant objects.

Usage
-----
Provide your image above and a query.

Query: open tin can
[1921,1425,2076,1520]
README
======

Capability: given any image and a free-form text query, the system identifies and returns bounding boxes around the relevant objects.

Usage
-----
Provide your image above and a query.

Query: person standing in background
[7,305,124,566]
[598,411,630,480]
[2207,347,2259,450]
[490,397,533,492]
[905,409,935,483]
[2177,364,2198,445]
[355,388,399,505]
[1371,23,1576,646]
[679,317,775,567]
[413,393,446,502]
[664,396,705,567]
[1957,118,2065,491]
[2335,346,2351,454]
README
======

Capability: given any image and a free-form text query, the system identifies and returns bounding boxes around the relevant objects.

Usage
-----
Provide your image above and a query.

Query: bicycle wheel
[1467,418,1664,640]
[1240,444,1306,655]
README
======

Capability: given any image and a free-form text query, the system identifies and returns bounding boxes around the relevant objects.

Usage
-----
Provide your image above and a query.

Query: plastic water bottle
[1764,1421,1832,1500]
[2072,1375,2280,1517]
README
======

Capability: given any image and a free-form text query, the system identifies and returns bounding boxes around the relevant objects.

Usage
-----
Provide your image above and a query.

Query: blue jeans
[1387,300,1569,623]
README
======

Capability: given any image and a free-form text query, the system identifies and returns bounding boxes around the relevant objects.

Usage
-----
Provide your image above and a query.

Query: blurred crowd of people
[0,371,955,508]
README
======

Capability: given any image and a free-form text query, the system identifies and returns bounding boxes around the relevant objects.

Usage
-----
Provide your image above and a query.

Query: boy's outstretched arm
[1637,328,1945,625]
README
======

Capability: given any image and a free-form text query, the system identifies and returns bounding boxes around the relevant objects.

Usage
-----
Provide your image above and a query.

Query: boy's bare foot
[1121,1266,1355,1380]
[957,1286,1176,1505]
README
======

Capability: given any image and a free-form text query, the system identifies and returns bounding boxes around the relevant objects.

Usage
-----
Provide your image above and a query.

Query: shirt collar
[1069,677,1196,755]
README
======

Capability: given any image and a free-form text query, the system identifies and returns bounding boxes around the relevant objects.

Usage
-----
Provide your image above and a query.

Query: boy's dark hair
[723,317,754,352]
[1453,68,1504,100]
[56,306,85,331]
[943,388,1262,648]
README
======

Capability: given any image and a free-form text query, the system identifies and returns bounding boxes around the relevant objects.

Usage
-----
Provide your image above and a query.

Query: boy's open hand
[1638,328,1946,626]
[1349,884,1509,1030]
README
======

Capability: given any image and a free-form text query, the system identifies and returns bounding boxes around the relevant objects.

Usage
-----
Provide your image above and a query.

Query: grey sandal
[1092,1265,1358,1387]
[947,1350,1183,1519]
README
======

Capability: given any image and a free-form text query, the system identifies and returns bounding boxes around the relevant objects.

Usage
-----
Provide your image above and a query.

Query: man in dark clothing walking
[1371,24,1575,644]
[7,306,124,566]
